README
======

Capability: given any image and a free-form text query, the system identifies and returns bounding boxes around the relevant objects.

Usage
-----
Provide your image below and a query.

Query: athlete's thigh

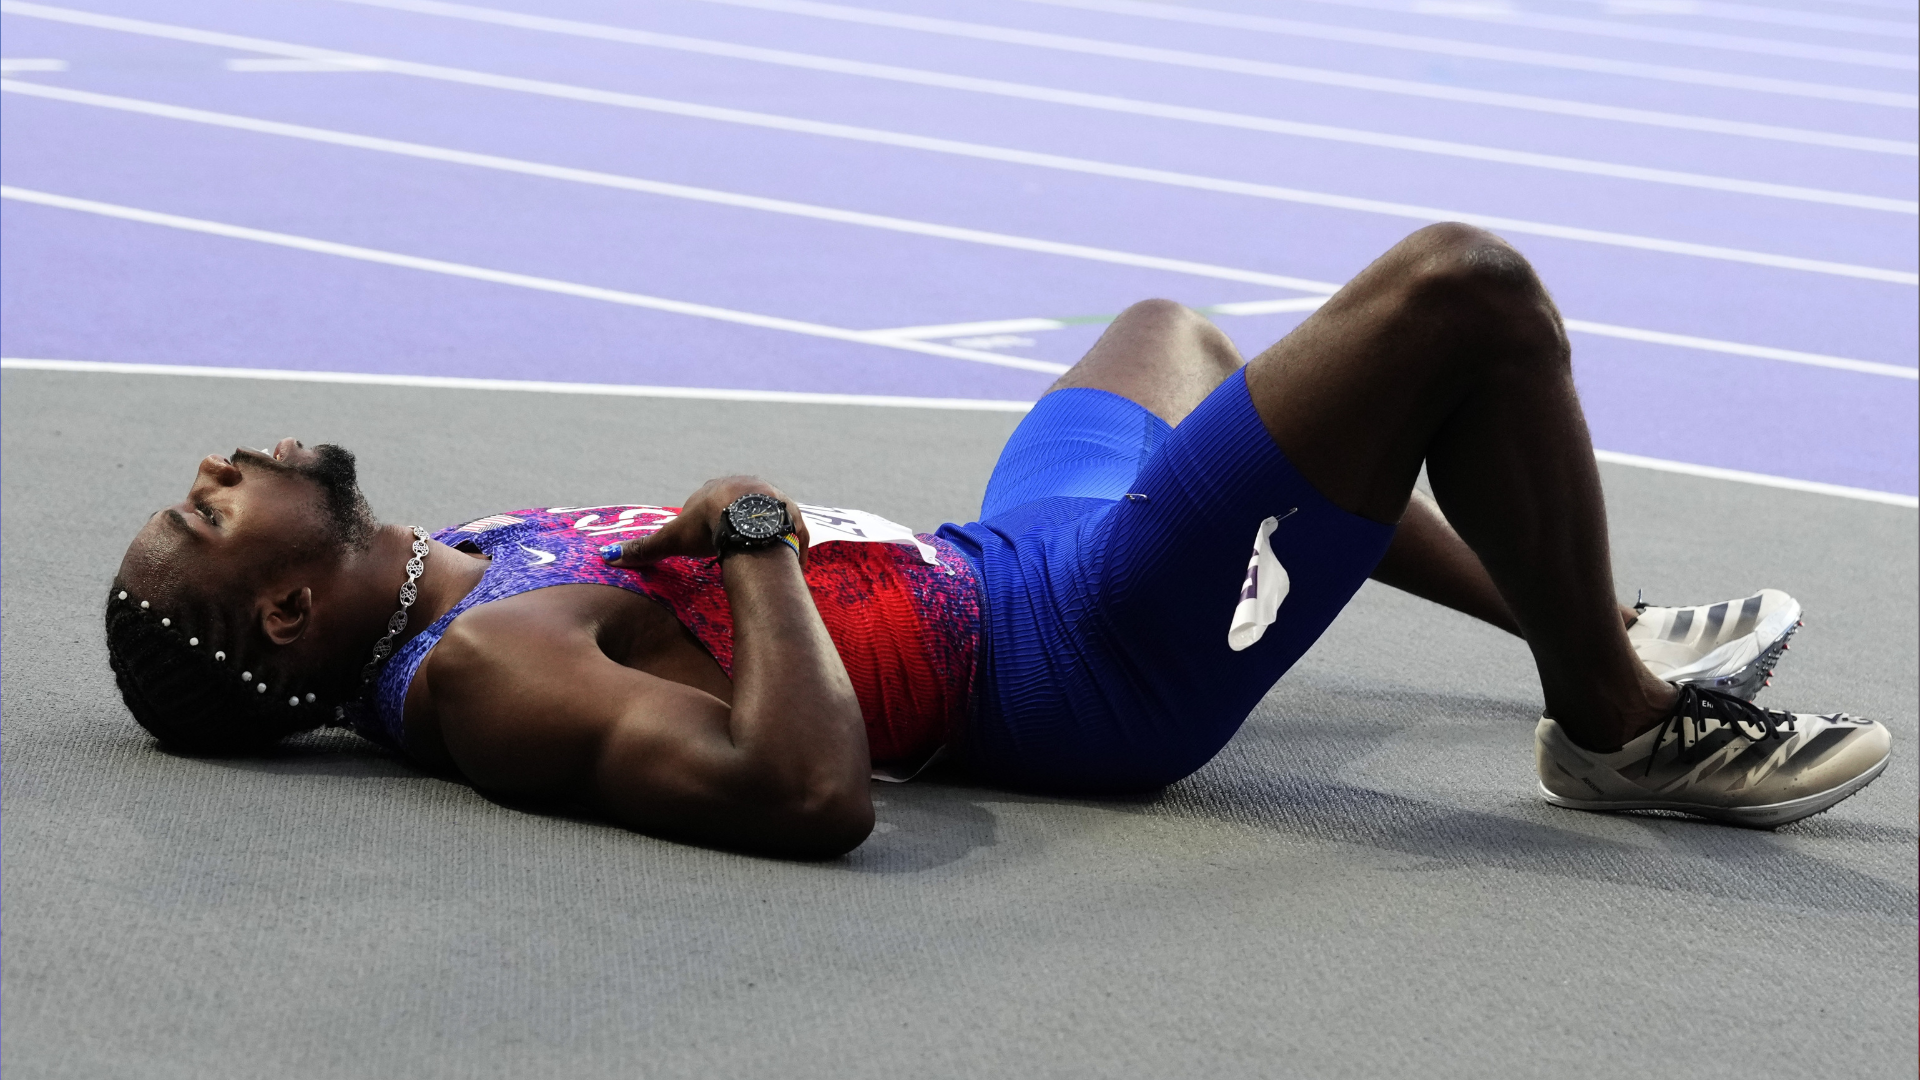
[1088,371,1393,760]
[1242,224,1564,522]
[979,301,1243,520]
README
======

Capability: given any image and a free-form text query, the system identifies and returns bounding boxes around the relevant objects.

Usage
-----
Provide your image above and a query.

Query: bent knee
[1400,223,1543,305]
[1110,299,1240,374]
[1394,224,1566,365]
[1111,297,1206,333]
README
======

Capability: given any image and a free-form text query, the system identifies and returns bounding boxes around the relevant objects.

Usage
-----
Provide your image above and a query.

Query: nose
[197,453,241,486]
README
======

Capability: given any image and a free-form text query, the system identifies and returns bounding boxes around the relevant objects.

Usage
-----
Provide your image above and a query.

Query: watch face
[728,493,787,540]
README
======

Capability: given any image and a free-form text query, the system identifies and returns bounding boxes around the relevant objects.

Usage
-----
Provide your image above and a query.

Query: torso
[356,506,983,772]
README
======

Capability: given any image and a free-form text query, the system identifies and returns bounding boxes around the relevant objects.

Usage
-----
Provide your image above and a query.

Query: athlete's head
[105,438,379,753]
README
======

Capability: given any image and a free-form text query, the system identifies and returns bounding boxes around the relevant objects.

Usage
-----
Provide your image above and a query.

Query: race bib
[795,503,939,565]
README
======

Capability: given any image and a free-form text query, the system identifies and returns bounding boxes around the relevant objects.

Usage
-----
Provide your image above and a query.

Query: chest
[399,584,731,770]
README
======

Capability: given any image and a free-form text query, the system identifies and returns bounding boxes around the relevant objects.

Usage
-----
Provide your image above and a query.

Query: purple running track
[2,0,1914,495]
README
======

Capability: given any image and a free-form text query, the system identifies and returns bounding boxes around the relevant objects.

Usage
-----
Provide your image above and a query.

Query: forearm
[720,548,871,814]
[1372,490,1523,636]
[588,477,873,855]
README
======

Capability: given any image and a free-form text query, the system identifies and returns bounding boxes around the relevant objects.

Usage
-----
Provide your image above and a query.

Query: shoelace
[1645,684,1797,777]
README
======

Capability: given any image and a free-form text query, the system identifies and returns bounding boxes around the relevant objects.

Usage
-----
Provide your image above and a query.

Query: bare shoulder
[416,587,731,802]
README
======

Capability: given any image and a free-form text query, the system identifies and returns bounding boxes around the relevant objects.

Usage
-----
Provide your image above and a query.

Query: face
[119,438,375,607]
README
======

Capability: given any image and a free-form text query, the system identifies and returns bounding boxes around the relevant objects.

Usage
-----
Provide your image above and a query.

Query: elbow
[779,786,874,859]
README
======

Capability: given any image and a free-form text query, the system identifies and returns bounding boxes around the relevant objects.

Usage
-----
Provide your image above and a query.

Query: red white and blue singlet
[360,504,984,770]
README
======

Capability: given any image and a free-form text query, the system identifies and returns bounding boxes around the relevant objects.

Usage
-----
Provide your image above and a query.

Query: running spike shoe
[1629,589,1801,700]
[1536,685,1890,828]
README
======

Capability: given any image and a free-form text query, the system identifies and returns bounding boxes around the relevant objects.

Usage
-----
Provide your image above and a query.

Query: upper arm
[421,608,865,857]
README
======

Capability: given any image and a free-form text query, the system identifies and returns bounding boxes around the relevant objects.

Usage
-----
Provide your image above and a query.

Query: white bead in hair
[188,637,199,646]
[160,618,170,627]
[305,693,317,704]
[140,600,149,610]
[214,651,226,662]
[288,696,300,707]
[118,591,128,601]
[256,683,267,693]
[241,671,251,681]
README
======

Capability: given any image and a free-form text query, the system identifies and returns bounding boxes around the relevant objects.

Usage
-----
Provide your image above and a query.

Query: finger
[598,536,642,566]
[600,529,679,567]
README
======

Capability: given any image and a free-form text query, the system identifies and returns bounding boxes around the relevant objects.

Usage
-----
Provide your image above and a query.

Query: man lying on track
[104,224,1891,858]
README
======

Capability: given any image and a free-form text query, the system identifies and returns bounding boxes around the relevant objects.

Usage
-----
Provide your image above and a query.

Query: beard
[291,443,377,553]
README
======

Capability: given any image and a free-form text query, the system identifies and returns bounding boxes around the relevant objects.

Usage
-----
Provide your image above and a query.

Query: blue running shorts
[936,369,1396,794]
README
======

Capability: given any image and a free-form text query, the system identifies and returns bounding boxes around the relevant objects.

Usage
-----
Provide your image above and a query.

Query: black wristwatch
[713,492,796,559]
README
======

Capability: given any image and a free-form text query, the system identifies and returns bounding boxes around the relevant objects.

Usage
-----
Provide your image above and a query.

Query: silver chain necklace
[360,526,430,685]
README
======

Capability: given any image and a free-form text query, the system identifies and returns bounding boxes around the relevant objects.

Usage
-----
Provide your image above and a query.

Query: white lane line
[330,0,1917,155]
[8,8,1912,283]
[678,0,1917,106]
[1006,0,1920,81]
[301,2,1917,212]
[0,186,1071,375]
[1302,0,1917,69]
[1591,450,1917,508]
[1483,16,1913,69]
[21,76,1901,220]
[5,82,1908,377]
[10,2,1903,157]
[0,80,1333,293]
[876,300,1919,379]
[0,358,1040,411]
[1299,0,1918,38]
[1205,297,1335,315]
[872,318,1072,339]
[1706,0,1914,12]
[224,57,379,72]
[1573,0,1918,39]
[1559,319,1918,378]
[6,357,1912,507]
[0,58,67,71]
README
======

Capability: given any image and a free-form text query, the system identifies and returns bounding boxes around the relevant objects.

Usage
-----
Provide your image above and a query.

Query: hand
[600,477,809,567]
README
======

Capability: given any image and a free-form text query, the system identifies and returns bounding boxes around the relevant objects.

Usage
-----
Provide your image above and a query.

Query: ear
[260,585,314,646]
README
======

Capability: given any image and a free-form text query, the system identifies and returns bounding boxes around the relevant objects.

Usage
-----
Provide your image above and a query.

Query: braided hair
[103,581,344,754]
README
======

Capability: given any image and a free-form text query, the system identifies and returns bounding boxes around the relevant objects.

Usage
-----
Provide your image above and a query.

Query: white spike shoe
[1629,589,1801,701]
[1537,685,1890,828]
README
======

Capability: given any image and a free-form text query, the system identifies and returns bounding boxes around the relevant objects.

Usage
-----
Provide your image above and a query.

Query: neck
[324,523,489,692]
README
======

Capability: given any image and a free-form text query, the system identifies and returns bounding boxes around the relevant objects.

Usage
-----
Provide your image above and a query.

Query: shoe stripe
[1723,734,1807,789]
[1788,726,1856,770]
[1647,726,1748,787]
[1722,735,1782,778]
[1688,725,1748,762]
[1730,594,1764,638]
[1665,607,1695,643]
[1702,601,1729,643]
[1704,727,1803,789]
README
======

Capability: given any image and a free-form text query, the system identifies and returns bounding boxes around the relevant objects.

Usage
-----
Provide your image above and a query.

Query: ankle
[1551,678,1678,753]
